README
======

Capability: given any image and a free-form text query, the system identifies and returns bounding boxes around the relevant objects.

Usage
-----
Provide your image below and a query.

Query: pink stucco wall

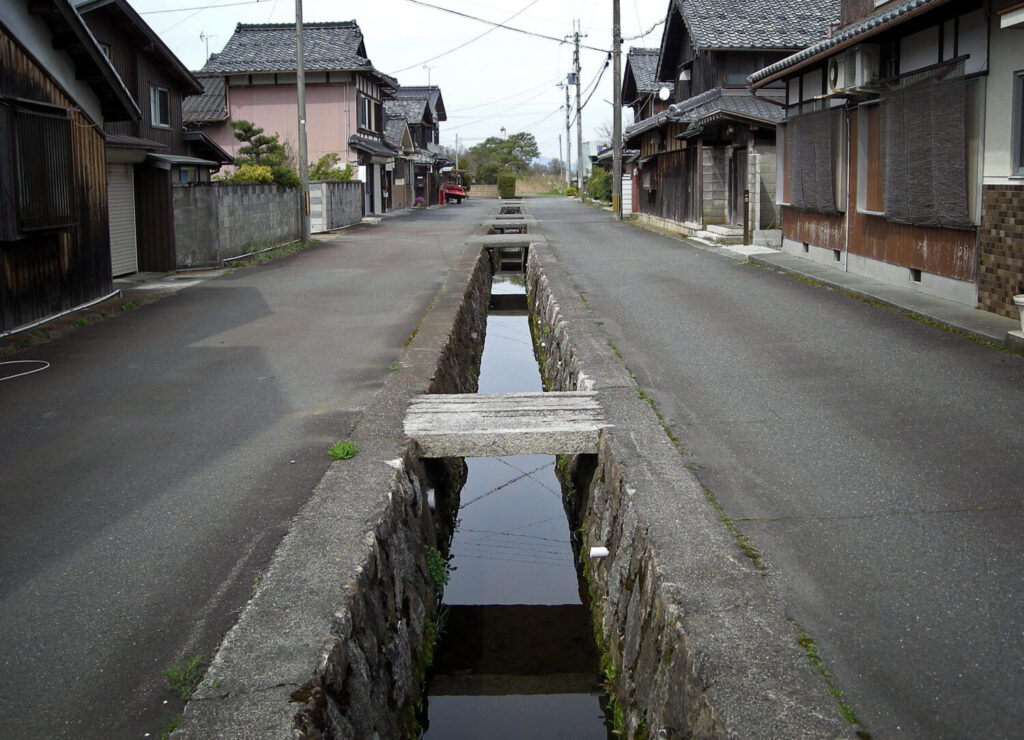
[209,83,358,167]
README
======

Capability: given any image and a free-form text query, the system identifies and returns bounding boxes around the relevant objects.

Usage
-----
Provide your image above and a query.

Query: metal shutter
[107,163,138,277]
[622,174,633,215]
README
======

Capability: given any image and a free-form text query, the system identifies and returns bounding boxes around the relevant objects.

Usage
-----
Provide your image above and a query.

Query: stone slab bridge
[403,391,609,457]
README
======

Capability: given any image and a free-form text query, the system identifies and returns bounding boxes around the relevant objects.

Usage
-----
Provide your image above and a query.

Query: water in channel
[422,273,610,738]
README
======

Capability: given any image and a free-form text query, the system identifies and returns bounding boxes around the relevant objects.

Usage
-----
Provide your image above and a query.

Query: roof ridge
[235,21,358,30]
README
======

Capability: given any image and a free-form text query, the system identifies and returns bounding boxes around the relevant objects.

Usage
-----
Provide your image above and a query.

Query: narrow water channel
[422,273,610,738]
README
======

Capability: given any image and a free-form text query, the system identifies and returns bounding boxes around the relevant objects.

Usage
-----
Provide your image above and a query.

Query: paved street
[531,198,1024,738]
[0,202,486,738]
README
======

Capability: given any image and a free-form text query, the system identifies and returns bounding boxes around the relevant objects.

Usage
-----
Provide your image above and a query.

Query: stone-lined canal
[422,274,611,738]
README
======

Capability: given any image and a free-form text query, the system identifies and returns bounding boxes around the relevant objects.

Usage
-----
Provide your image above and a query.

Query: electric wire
[140,0,266,14]
[398,0,610,53]
[390,0,540,74]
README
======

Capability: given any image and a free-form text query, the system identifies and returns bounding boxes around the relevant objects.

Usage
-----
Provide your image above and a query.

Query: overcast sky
[127,0,671,161]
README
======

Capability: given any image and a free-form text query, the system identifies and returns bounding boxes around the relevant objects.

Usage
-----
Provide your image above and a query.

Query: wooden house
[0,0,138,332]
[624,0,839,243]
[622,47,668,123]
[749,0,1001,310]
[384,86,451,206]
[384,112,415,210]
[190,22,398,215]
[75,0,231,275]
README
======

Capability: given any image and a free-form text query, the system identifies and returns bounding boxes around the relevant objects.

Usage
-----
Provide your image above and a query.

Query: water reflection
[423,274,609,738]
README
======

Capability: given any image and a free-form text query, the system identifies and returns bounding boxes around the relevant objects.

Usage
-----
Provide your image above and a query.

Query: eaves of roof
[73,0,202,94]
[749,0,952,88]
[624,88,783,142]
[30,0,140,122]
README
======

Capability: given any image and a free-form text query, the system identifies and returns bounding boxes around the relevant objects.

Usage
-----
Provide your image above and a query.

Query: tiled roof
[394,86,446,122]
[182,75,227,124]
[385,97,430,126]
[625,88,783,141]
[678,0,840,50]
[749,0,945,85]
[201,22,370,74]
[385,115,408,149]
[626,48,661,94]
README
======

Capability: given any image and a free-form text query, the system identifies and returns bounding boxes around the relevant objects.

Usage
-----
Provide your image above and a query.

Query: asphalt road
[0,202,484,738]
[531,198,1024,739]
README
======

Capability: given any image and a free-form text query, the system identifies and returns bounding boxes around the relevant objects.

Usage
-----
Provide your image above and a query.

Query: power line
[449,76,562,113]
[398,0,609,53]
[390,0,540,74]
[143,0,266,16]
[571,53,612,127]
[623,17,665,41]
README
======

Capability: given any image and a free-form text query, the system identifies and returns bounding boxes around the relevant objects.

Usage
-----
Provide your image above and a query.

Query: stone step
[695,230,744,245]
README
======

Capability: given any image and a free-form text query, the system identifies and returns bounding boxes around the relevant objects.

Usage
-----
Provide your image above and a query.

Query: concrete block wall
[750,147,780,230]
[702,147,728,225]
[978,184,1024,319]
[173,183,300,267]
[309,180,363,233]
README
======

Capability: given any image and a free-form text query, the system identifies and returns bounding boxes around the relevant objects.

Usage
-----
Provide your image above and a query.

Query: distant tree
[229,120,300,187]
[463,131,540,184]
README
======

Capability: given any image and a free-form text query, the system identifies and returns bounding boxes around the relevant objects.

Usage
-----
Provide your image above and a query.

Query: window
[1014,71,1024,177]
[857,103,884,214]
[178,166,199,184]
[725,56,760,87]
[785,107,845,214]
[150,86,170,127]
[880,61,971,227]
[0,101,75,238]
[358,94,373,131]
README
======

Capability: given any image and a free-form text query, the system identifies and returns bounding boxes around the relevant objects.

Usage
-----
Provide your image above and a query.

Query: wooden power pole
[612,0,623,220]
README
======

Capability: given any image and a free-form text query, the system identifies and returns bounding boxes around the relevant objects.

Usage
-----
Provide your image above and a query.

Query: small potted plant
[414,196,425,208]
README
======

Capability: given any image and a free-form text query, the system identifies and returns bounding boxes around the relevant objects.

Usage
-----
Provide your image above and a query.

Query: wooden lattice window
[1,102,75,237]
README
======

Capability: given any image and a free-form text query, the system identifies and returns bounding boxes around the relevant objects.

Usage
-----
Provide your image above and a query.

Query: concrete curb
[174,240,489,737]
[527,234,856,737]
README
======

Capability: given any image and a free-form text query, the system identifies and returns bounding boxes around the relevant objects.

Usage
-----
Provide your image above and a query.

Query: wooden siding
[783,108,978,281]
[638,149,699,224]
[1,26,112,332]
[84,9,186,154]
[135,165,174,272]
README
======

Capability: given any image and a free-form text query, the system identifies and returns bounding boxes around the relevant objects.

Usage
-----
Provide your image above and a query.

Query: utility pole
[558,133,563,180]
[455,133,460,169]
[561,80,572,192]
[573,21,584,203]
[295,0,310,241]
[612,0,623,220]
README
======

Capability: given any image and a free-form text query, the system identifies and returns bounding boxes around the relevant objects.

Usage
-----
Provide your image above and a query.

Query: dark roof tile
[626,48,661,93]
[182,75,227,124]
[678,0,840,50]
[201,22,370,74]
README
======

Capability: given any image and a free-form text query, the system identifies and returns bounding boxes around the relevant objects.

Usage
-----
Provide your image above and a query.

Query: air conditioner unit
[827,44,879,93]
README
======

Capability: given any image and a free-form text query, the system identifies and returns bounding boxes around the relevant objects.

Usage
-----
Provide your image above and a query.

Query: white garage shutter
[622,174,633,215]
[107,163,137,277]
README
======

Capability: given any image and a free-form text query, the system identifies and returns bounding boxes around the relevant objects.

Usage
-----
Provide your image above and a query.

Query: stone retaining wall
[175,246,490,738]
[526,243,854,739]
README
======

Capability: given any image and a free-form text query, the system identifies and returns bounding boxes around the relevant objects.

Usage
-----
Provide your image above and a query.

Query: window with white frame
[150,86,170,127]
[1014,70,1024,177]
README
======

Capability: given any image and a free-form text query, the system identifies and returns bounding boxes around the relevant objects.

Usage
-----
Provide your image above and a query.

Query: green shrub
[309,153,354,181]
[497,173,516,199]
[565,186,578,197]
[228,164,273,183]
[587,167,612,202]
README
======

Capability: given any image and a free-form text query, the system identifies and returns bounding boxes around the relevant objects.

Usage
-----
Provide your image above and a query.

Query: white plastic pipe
[589,546,610,559]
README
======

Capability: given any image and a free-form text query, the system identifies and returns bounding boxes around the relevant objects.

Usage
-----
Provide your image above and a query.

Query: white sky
[127,0,671,161]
